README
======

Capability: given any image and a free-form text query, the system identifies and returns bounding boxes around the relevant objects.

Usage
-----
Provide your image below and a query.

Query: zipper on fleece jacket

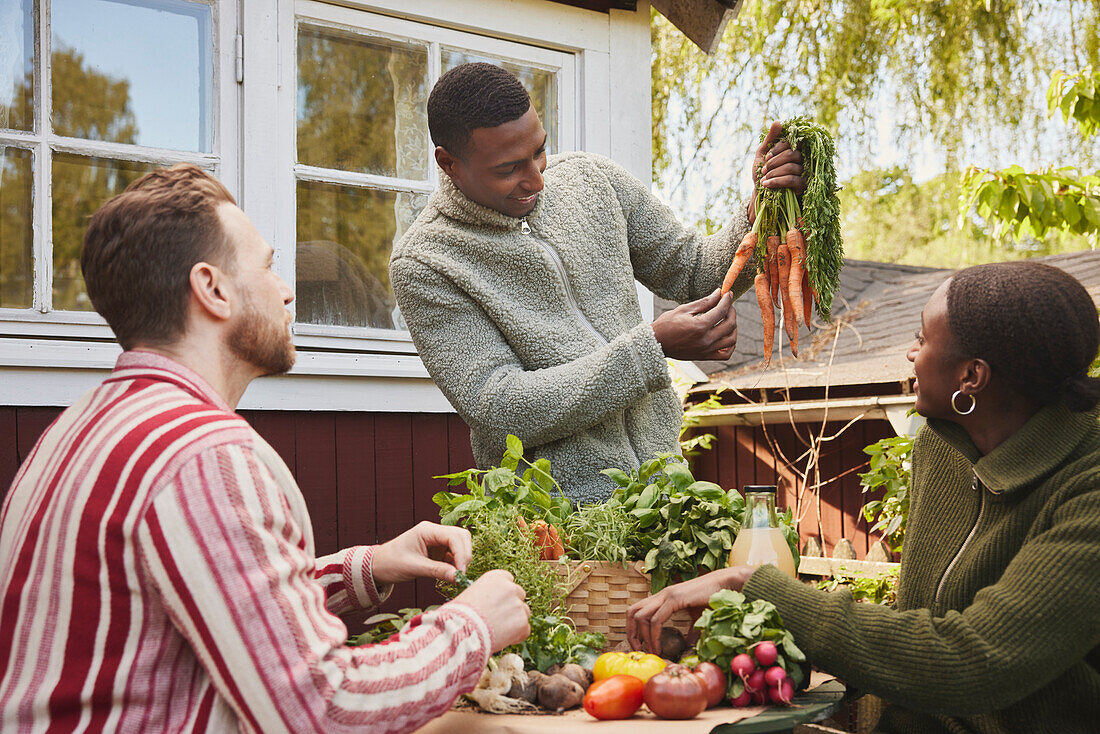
[934,472,987,607]
[521,217,608,345]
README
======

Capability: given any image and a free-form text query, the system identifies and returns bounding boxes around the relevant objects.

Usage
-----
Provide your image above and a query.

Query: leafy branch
[679,388,726,462]
[959,68,1100,242]
[858,435,913,554]
[1049,69,1100,138]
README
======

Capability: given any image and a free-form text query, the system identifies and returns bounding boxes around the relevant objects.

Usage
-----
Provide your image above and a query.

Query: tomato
[583,675,645,720]
[643,663,708,720]
[691,661,727,708]
[592,651,667,683]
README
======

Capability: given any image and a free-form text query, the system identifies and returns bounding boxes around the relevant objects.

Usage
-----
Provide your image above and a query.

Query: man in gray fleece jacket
[390,63,803,503]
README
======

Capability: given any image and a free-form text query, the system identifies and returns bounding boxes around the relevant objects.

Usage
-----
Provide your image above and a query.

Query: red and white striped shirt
[0,351,491,733]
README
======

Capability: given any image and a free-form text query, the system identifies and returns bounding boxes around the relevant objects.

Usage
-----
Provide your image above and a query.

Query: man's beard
[228,296,296,377]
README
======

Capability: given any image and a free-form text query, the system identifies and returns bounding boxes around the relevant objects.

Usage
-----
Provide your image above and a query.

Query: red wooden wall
[0,407,474,632]
[689,419,895,559]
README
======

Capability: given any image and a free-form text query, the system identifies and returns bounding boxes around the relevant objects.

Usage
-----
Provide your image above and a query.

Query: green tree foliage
[841,166,1090,268]
[959,69,1100,243]
[0,46,147,312]
[49,46,137,143]
[0,148,32,308]
[651,1,1100,250]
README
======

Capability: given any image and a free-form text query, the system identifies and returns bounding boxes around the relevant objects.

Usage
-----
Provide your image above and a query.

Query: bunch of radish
[727,642,795,707]
[692,590,807,708]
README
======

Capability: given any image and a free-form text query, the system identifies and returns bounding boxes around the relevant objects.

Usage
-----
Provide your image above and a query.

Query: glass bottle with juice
[728,485,797,577]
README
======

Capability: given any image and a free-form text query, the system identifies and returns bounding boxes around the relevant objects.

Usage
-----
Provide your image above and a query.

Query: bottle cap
[742,485,777,493]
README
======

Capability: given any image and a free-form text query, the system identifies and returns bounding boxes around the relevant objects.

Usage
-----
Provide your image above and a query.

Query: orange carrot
[529,520,565,561]
[787,229,805,327]
[766,235,781,308]
[721,232,758,295]
[754,272,774,366]
[777,243,798,357]
[802,270,813,327]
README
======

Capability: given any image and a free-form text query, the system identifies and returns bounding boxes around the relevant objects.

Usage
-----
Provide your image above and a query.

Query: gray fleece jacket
[390,152,753,503]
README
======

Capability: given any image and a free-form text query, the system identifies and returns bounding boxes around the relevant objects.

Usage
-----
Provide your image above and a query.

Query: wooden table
[415,676,845,734]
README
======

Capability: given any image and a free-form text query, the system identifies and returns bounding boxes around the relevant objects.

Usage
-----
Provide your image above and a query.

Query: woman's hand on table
[627,566,756,654]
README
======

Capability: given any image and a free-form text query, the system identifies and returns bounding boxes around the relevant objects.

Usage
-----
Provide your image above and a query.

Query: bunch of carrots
[720,118,843,367]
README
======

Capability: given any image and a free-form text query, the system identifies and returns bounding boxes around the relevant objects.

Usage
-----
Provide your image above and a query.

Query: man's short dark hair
[427,62,532,156]
[81,163,235,350]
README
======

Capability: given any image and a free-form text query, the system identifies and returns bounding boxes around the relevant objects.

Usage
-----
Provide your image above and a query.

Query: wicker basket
[551,560,695,651]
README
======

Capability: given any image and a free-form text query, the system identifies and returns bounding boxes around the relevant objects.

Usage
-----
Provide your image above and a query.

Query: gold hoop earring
[951,389,976,416]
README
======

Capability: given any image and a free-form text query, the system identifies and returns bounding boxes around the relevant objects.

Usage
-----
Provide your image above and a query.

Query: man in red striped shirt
[0,164,530,733]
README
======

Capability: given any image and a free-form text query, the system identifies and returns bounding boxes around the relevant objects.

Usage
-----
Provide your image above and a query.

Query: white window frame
[262,0,576,354]
[0,0,656,411]
[0,0,239,342]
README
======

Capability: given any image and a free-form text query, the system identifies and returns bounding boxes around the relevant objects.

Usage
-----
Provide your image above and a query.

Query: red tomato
[643,664,708,720]
[691,662,727,708]
[583,675,645,720]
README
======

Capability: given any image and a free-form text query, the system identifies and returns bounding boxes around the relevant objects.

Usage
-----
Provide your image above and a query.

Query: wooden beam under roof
[545,0,741,55]
[651,0,742,54]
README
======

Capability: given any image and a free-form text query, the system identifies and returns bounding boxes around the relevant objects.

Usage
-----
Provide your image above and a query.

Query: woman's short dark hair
[81,164,235,350]
[946,261,1100,412]
[427,62,531,157]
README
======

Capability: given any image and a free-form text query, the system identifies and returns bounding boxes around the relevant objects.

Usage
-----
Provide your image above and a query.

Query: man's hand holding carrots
[747,121,806,224]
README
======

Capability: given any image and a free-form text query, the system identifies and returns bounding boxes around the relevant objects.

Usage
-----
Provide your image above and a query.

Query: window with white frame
[0,0,232,333]
[285,2,575,342]
[0,0,577,367]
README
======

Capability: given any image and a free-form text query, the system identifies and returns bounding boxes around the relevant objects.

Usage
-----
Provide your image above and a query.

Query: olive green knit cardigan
[745,403,1100,733]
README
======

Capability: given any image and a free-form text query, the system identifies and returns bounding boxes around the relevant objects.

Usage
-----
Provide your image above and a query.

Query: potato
[556,663,592,690]
[507,671,538,704]
[536,673,585,711]
[659,626,688,662]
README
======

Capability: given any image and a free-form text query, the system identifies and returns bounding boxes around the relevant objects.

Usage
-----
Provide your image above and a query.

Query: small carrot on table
[754,272,774,367]
[777,243,798,357]
[786,229,805,327]
[721,232,758,295]
[766,235,781,309]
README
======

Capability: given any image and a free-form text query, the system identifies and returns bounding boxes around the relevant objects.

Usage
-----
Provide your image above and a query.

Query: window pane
[441,50,558,154]
[51,153,156,311]
[0,146,33,308]
[297,25,429,179]
[0,0,34,131]
[51,0,213,152]
[296,180,427,329]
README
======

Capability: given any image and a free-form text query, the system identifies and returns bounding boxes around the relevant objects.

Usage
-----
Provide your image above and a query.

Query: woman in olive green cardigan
[627,261,1100,733]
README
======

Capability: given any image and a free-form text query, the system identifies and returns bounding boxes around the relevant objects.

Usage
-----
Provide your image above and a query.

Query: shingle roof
[655,250,1100,392]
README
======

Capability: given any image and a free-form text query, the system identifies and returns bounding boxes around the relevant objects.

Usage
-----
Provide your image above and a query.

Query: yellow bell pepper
[591,651,667,683]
